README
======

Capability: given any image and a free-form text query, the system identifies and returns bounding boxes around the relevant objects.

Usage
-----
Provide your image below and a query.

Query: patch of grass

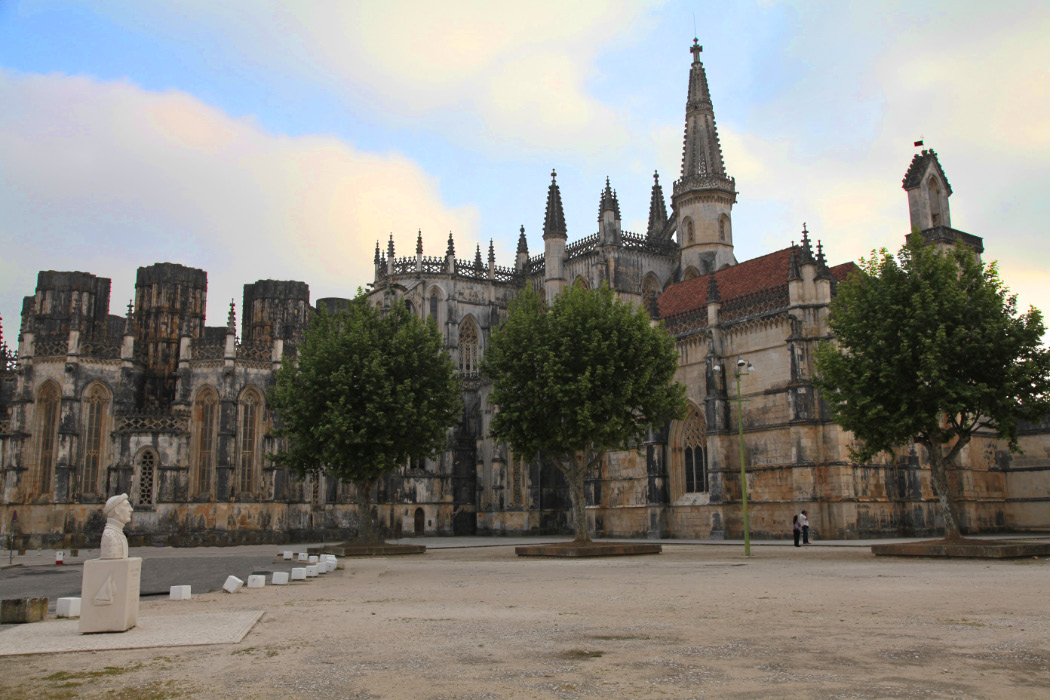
[104,681,188,700]
[44,663,142,681]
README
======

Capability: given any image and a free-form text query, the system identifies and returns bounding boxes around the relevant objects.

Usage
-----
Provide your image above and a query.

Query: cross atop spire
[690,37,702,64]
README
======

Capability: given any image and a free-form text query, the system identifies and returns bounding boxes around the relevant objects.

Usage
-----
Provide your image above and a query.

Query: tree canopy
[269,296,461,542]
[814,237,1050,538]
[483,283,685,542]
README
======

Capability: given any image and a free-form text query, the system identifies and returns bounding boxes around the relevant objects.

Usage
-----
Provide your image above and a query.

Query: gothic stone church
[1,41,1047,549]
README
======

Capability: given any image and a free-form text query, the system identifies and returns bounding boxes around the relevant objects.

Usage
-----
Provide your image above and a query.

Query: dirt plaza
[0,540,1047,700]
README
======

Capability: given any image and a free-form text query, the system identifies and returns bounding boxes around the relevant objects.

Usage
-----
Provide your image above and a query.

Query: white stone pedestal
[79,557,141,634]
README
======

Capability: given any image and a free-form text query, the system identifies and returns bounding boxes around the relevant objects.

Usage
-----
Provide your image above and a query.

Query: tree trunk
[922,441,963,541]
[557,455,591,544]
[353,478,380,544]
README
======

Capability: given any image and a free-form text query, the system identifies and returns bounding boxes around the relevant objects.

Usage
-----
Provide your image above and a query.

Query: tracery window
[193,388,218,495]
[429,290,439,320]
[34,383,60,497]
[81,384,109,496]
[683,404,708,493]
[137,449,156,506]
[458,318,480,376]
[686,219,695,245]
[719,214,729,241]
[238,389,262,494]
[574,276,590,290]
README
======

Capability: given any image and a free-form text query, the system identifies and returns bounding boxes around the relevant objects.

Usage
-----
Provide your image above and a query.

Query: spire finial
[474,244,483,270]
[227,299,236,333]
[690,37,702,63]
[387,233,395,259]
[374,240,381,265]
[551,168,557,181]
[446,231,455,257]
[517,225,528,255]
[416,229,423,255]
[647,170,668,237]
[707,271,720,303]
[488,239,495,266]
[543,169,567,239]
[124,300,134,335]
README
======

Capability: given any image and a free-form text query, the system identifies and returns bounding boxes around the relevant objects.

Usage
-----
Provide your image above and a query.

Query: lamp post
[714,358,754,556]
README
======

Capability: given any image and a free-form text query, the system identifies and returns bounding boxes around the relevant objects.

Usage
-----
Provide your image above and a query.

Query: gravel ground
[0,543,1046,699]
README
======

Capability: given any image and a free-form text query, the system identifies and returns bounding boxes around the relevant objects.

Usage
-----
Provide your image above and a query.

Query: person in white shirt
[799,510,810,545]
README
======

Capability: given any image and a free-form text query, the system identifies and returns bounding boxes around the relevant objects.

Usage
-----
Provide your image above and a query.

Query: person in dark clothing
[792,514,801,547]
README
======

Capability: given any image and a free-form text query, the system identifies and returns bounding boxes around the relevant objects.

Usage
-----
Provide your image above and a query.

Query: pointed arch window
[193,387,218,495]
[429,290,439,320]
[683,405,708,493]
[642,276,660,317]
[238,388,262,494]
[686,219,695,245]
[34,383,60,497]
[458,318,480,377]
[573,276,590,290]
[81,384,110,496]
[928,175,942,226]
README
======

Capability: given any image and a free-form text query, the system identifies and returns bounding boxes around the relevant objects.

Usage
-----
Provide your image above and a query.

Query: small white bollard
[222,575,244,594]
[56,597,81,618]
[290,567,307,581]
[55,551,65,565]
[271,571,290,585]
[305,565,318,578]
[307,555,319,564]
[169,585,192,600]
[297,553,308,561]
[282,551,293,560]
[247,575,265,588]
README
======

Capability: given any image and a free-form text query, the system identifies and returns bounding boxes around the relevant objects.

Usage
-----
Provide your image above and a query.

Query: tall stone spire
[680,39,730,181]
[647,171,668,238]
[672,38,737,272]
[543,169,567,240]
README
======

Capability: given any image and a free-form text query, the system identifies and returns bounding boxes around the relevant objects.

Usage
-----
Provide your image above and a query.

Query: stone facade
[0,40,1046,548]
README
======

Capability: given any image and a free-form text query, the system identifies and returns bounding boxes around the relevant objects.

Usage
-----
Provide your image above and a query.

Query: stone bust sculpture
[100,493,133,559]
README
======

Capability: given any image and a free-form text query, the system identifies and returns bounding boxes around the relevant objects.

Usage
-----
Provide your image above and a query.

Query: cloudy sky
[1,0,1047,339]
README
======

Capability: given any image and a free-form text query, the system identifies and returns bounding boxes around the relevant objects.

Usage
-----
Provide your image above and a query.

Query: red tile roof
[657,247,855,319]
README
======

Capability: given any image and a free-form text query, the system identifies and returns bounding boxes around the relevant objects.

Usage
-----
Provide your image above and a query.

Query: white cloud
[92,0,658,157]
[0,70,477,326]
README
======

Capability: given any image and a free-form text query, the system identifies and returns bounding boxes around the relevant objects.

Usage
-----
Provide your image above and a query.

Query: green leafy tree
[270,296,461,543]
[484,283,686,543]
[815,238,1050,539]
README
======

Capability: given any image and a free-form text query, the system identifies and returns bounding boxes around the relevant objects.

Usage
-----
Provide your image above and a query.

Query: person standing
[792,514,801,547]
[799,510,810,545]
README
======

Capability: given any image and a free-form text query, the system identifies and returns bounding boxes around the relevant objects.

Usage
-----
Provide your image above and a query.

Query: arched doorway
[414,507,425,536]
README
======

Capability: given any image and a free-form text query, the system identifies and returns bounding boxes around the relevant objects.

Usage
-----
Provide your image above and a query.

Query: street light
[713,358,754,556]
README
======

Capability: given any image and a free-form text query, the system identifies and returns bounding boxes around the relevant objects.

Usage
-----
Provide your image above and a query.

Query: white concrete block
[169,585,192,600]
[55,551,65,565]
[317,561,329,574]
[247,575,265,588]
[297,553,308,561]
[305,565,318,578]
[290,567,307,581]
[282,551,293,560]
[308,555,319,564]
[56,597,81,618]
[271,572,290,585]
[222,575,244,594]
